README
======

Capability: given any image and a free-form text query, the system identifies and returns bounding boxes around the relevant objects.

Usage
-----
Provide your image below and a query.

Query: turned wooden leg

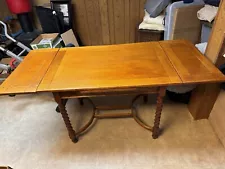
[53,93,78,143]
[143,95,148,104]
[56,99,68,113]
[152,87,166,139]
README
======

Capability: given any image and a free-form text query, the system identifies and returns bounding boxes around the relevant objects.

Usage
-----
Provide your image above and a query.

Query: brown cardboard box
[30,33,63,49]
[61,29,79,47]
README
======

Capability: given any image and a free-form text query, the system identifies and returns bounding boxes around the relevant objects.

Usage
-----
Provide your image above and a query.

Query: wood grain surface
[38,42,182,92]
[124,0,130,43]
[0,49,59,95]
[73,0,91,45]
[188,0,225,120]
[1,40,224,96]
[188,83,221,119]
[215,34,225,67]
[114,0,125,44]
[129,0,140,43]
[159,40,225,84]
[31,0,145,45]
[99,0,111,45]
[85,0,103,45]
[205,0,225,63]
[107,0,115,44]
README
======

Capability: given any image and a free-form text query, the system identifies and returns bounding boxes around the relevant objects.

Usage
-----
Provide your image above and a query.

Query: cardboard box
[30,33,63,49]
[61,29,79,47]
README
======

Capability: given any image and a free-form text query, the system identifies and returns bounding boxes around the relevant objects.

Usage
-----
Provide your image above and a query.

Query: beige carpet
[210,90,225,147]
[0,93,225,169]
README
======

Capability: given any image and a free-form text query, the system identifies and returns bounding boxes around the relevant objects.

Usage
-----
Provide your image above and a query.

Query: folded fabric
[143,10,165,25]
[197,4,218,22]
[139,21,165,31]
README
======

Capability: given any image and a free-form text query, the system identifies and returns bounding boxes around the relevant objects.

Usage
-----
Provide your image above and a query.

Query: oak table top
[0,40,224,95]
[0,48,59,95]
[38,41,182,92]
[160,40,225,84]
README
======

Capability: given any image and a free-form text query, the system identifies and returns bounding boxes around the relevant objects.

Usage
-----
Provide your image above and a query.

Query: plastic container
[164,0,205,40]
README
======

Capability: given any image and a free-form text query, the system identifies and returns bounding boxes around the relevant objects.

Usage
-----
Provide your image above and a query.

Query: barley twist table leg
[56,99,68,113]
[53,93,78,143]
[152,87,166,139]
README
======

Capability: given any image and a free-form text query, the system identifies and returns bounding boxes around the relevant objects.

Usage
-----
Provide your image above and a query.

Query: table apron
[56,87,160,99]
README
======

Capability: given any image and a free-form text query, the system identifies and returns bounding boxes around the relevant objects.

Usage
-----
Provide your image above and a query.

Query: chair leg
[152,87,166,139]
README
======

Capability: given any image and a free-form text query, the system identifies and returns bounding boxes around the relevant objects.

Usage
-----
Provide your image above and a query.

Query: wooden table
[0,40,224,143]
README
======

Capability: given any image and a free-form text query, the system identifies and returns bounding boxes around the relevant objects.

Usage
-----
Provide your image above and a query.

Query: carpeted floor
[0,93,225,169]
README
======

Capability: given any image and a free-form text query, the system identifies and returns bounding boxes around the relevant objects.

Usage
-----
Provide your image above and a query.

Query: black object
[183,0,194,3]
[137,29,164,42]
[50,0,73,31]
[16,30,40,47]
[72,137,79,143]
[17,13,33,32]
[56,106,60,113]
[36,6,65,33]
[219,63,225,90]
[65,43,75,47]
[166,90,192,104]
[204,0,221,7]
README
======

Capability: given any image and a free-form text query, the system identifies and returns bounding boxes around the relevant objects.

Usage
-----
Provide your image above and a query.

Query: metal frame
[53,87,166,143]
[0,21,31,82]
[0,21,30,63]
